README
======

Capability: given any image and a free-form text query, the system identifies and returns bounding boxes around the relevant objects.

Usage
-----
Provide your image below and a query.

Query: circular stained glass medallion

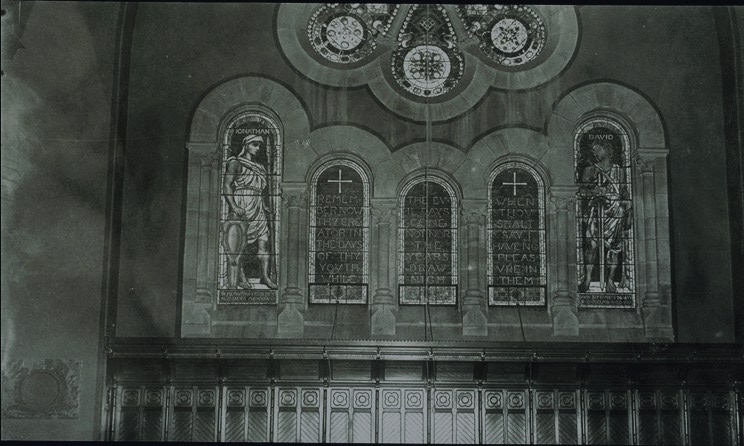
[307,4,398,65]
[403,45,451,91]
[491,18,529,54]
[309,11,369,64]
[325,16,365,52]
[486,6,546,67]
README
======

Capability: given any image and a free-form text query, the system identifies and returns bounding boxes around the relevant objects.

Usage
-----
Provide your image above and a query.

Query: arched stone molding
[392,142,469,197]
[291,125,393,194]
[305,152,375,192]
[182,76,311,338]
[547,82,666,152]
[396,167,463,204]
[188,76,310,145]
[465,128,553,197]
[548,83,672,341]
[486,153,553,193]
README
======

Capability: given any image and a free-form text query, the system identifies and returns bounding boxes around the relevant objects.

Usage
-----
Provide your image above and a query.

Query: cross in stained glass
[502,171,527,196]
[327,168,353,193]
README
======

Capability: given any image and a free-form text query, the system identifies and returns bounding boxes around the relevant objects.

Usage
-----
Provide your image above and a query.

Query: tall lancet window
[218,111,282,304]
[575,118,636,308]
[488,162,547,306]
[309,160,370,304]
[398,176,458,305]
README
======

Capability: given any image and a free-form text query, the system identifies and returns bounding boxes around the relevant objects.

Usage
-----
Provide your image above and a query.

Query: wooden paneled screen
[107,355,742,444]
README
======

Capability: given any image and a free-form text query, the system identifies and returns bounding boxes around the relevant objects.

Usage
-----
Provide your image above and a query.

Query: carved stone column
[637,150,674,340]
[181,142,219,337]
[277,186,307,338]
[370,200,397,336]
[197,151,219,302]
[461,202,488,336]
[550,190,579,337]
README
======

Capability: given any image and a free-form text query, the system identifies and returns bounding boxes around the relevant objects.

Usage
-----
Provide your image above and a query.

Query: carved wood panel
[109,381,740,444]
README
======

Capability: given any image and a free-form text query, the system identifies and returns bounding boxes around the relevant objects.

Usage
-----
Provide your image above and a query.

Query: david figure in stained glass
[578,139,631,293]
[221,134,277,290]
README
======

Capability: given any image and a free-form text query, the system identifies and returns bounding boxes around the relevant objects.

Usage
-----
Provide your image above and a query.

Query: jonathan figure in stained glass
[221,134,277,290]
[578,139,631,293]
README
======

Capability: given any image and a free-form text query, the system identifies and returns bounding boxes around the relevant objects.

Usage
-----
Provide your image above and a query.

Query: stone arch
[187,75,310,147]
[466,127,553,193]
[391,142,468,197]
[547,82,666,153]
[544,82,672,339]
[397,167,463,203]
[182,75,310,337]
[293,125,393,195]
[305,152,374,192]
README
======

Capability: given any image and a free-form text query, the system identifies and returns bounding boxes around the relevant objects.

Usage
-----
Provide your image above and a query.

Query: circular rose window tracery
[403,45,451,92]
[391,5,464,98]
[326,16,365,51]
[281,4,578,119]
[491,18,529,54]
[307,4,398,65]
[460,4,547,67]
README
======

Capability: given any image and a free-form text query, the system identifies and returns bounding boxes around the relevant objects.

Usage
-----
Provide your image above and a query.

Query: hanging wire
[423,4,435,344]
[330,292,340,340]
[515,297,527,342]
[423,4,433,394]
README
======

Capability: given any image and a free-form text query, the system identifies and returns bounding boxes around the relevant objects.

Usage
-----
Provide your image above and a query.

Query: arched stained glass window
[218,111,282,304]
[398,176,458,305]
[309,160,370,304]
[575,117,636,308]
[488,162,547,306]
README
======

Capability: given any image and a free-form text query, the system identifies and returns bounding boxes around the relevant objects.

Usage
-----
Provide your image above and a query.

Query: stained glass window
[218,111,282,304]
[308,3,398,65]
[575,118,636,308]
[309,160,370,304]
[458,4,546,67]
[488,162,547,306]
[391,5,464,98]
[398,177,458,305]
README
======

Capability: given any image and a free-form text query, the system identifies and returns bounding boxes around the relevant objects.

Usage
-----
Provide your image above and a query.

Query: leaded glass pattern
[308,160,370,304]
[487,162,547,306]
[574,118,636,308]
[391,5,464,98]
[218,111,282,304]
[307,3,398,65]
[458,5,546,67]
[398,177,458,305]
